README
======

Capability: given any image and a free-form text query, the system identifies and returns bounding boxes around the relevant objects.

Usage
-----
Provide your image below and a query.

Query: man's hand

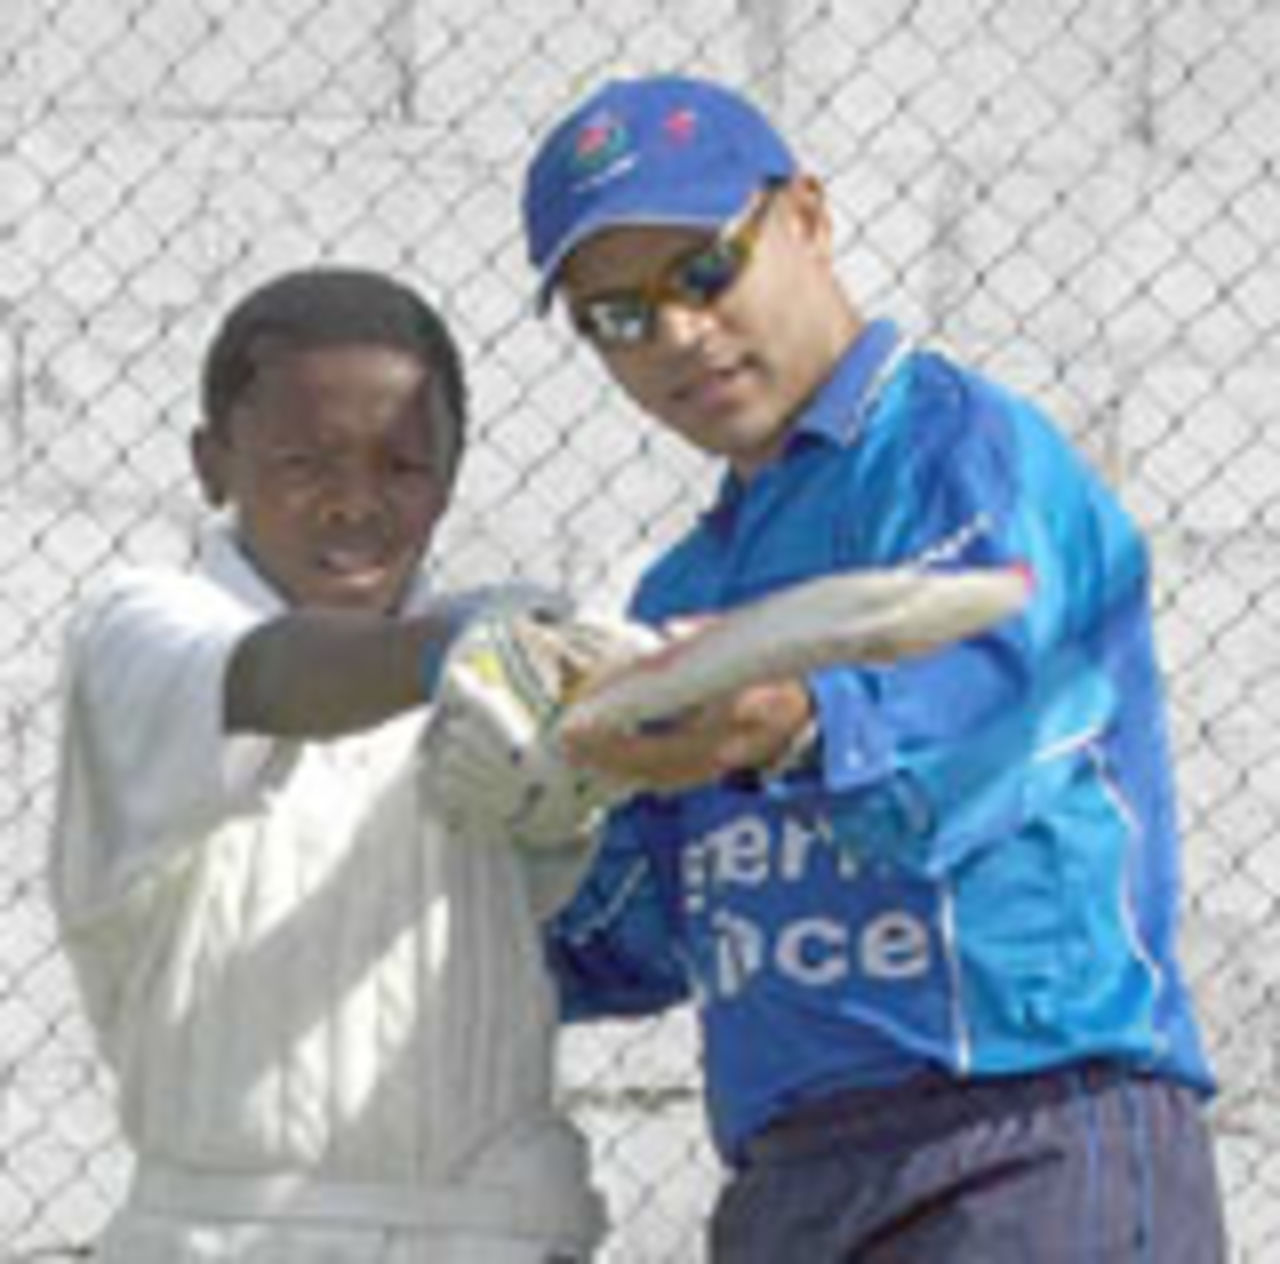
[559,676,814,794]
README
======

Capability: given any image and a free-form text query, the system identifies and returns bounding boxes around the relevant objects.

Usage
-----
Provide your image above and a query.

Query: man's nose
[652,299,715,351]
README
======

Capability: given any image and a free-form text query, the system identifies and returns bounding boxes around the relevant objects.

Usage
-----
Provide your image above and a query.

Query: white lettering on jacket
[688,810,932,1000]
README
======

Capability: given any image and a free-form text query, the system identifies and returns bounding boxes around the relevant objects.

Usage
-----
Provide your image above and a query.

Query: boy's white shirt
[49,520,604,1262]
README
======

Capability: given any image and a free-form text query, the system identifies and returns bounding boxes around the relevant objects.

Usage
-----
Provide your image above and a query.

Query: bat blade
[559,565,1032,736]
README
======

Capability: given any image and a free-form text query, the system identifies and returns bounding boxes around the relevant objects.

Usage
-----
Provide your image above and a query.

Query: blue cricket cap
[522,74,797,312]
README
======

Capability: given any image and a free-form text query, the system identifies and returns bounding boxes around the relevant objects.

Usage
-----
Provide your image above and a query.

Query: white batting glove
[421,603,662,852]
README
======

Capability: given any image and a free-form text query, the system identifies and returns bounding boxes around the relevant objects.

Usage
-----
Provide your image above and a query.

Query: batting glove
[421,603,661,852]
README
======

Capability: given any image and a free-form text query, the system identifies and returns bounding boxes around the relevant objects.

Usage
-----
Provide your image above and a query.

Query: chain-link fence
[1,1,1277,1259]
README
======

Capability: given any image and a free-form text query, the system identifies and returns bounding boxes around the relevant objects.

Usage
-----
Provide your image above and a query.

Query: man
[49,266,606,1262]
[517,74,1227,1261]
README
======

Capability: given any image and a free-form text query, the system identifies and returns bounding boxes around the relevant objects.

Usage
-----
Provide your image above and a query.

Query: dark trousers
[710,1064,1227,1263]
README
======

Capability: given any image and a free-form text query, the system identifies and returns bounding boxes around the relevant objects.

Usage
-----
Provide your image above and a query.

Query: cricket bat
[559,564,1033,736]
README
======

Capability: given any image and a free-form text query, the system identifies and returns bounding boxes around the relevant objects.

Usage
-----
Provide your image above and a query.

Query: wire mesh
[1,1,1277,1259]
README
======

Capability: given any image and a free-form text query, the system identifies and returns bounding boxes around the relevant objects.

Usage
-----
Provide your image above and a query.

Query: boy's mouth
[312,540,402,597]
[318,546,386,575]
[313,525,395,574]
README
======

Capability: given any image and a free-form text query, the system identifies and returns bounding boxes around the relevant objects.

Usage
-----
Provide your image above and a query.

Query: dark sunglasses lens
[676,241,746,305]
[577,298,652,346]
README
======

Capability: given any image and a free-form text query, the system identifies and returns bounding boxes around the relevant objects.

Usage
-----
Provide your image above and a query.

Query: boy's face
[193,344,456,613]
[559,179,859,480]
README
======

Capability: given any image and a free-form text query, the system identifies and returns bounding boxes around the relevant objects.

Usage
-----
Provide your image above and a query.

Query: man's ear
[780,174,834,258]
[190,425,230,508]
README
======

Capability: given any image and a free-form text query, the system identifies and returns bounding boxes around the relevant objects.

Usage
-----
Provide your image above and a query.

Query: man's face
[559,179,859,479]
[194,344,456,613]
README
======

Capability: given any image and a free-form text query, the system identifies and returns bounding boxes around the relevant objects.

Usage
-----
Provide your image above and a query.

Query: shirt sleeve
[542,797,692,1021]
[52,567,291,916]
[768,360,1141,876]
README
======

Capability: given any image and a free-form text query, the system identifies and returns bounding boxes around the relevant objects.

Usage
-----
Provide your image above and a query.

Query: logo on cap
[570,110,631,183]
[663,107,698,144]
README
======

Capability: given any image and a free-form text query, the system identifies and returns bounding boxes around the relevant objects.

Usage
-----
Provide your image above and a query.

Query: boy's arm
[224,605,462,738]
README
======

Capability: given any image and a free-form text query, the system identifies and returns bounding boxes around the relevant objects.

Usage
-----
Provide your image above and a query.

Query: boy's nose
[322,467,385,522]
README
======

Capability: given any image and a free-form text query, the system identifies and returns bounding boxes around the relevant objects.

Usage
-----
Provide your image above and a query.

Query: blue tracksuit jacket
[545,320,1214,1164]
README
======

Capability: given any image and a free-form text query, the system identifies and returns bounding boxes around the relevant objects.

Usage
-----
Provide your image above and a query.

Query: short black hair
[200,265,468,455]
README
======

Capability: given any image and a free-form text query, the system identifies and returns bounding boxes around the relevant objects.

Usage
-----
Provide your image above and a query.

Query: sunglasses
[569,190,777,349]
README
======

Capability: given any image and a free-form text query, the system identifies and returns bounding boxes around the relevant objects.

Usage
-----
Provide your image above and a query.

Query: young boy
[49,266,605,1263]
